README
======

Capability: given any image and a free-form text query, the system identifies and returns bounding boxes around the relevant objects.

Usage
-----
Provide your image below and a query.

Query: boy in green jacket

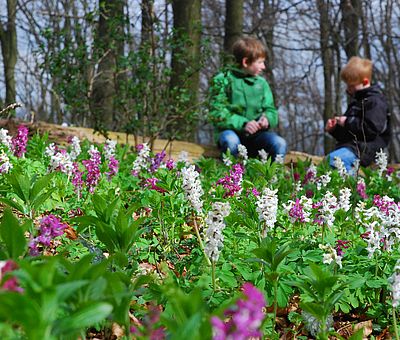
[209,36,287,160]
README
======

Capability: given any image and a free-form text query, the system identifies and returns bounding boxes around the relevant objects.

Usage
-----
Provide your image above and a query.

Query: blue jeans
[327,147,358,172]
[218,129,287,160]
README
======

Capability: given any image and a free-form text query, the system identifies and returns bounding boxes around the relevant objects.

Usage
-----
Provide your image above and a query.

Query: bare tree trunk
[0,0,17,107]
[90,0,124,131]
[317,0,335,154]
[340,0,359,58]
[224,0,243,56]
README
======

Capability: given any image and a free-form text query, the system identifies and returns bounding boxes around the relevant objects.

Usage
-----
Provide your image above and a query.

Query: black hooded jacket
[329,84,390,166]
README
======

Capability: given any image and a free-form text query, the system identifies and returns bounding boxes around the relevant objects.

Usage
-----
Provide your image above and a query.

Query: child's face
[242,57,266,76]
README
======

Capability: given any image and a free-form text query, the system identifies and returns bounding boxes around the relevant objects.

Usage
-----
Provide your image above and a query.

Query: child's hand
[244,120,261,134]
[258,115,269,129]
[335,116,347,126]
[325,118,337,132]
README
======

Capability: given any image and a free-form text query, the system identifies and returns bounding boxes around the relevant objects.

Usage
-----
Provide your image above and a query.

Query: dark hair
[232,37,267,66]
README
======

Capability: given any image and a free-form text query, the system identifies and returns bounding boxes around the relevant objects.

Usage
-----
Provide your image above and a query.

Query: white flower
[316,172,332,190]
[204,202,231,262]
[178,150,190,164]
[256,187,278,236]
[103,139,117,160]
[132,143,150,175]
[338,187,352,212]
[258,149,269,163]
[390,260,400,308]
[237,144,248,163]
[352,159,360,174]
[320,191,338,228]
[69,136,81,160]
[44,143,57,157]
[275,154,285,164]
[181,165,204,213]
[320,244,342,268]
[48,150,74,176]
[0,129,12,150]
[333,156,348,177]
[0,151,12,174]
[375,149,387,176]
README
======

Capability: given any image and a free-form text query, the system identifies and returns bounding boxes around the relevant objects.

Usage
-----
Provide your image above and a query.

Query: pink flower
[0,260,23,293]
[11,125,29,157]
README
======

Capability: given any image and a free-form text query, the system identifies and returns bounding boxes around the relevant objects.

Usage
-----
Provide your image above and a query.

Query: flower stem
[273,278,278,332]
[212,261,216,292]
[193,215,211,266]
[393,307,399,340]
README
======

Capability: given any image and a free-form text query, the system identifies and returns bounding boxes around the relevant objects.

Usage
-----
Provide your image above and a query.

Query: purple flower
[0,260,23,292]
[216,163,244,198]
[211,283,266,340]
[82,147,101,193]
[357,180,368,199]
[150,151,166,173]
[144,177,166,193]
[105,155,119,180]
[289,199,306,223]
[29,215,68,256]
[335,240,350,257]
[165,159,176,170]
[11,125,29,157]
[72,162,84,195]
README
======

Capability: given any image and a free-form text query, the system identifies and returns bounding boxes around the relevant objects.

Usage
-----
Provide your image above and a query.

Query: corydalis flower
[106,156,119,180]
[132,143,150,176]
[333,156,348,177]
[29,214,68,256]
[68,136,81,160]
[103,139,116,160]
[338,187,352,212]
[0,260,23,292]
[258,149,269,163]
[181,164,204,213]
[389,260,400,308]
[303,163,317,185]
[319,244,342,268]
[237,144,248,163]
[11,125,29,157]
[0,151,12,174]
[256,187,278,236]
[82,145,101,193]
[302,311,334,338]
[216,163,244,198]
[45,144,74,176]
[204,202,230,262]
[150,150,166,172]
[211,283,266,340]
[0,128,12,150]
[357,178,368,199]
[283,196,312,224]
[375,149,387,177]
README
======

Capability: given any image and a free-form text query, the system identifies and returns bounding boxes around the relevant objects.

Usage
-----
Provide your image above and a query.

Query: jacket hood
[354,84,382,100]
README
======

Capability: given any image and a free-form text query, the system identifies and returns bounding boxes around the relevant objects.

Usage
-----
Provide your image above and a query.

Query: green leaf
[53,302,113,336]
[0,208,27,258]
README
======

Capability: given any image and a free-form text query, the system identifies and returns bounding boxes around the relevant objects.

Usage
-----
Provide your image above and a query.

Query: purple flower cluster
[144,177,166,193]
[373,195,399,216]
[11,125,29,157]
[130,304,165,340]
[216,163,244,198]
[106,155,119,180]
[72,162,84,195]
[82,147,101,193]
[211,283,266,340]
[289,198,307,223]
[335,240,350,257]
[357,180,368,199]
[29,214,68,256]
[0,260,23,292]
[150,150,166,172]
[165,159,176,170]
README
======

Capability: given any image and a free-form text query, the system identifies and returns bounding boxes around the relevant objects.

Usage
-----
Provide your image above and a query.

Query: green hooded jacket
[208,68,278,136]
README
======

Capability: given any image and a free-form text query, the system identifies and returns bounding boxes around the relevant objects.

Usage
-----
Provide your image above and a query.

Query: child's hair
[340,56,373,84]
[232,37,266,66]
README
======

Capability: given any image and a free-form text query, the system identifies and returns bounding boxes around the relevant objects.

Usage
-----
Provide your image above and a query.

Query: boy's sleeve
[344,98,388,141]
[262,81,278,128]
[208,73,248,131]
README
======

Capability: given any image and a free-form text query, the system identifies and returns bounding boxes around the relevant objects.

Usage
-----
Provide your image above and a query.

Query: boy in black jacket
[325,56,390,171]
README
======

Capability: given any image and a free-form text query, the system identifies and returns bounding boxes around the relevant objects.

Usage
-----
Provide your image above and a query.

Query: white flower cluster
[103,139,117,160]
[306,163,317,183]
[0,128,12,150]
[319,244,342,268]
[69,136,81,160]
[302,311,334,337]
[258,149,269,163]
[181,164,204,213]
[237,144,248,163]
[316,171,331,190]
[389,260,400,308]
[320,191,338,228]
[222,153,232,167]
[204,202,231,262]
[282,196,312,223]
[375,149,387,176]
[0,151,12,174]
[275,154,285,165]
[178,150,190,165]
[132,143,150,174]
[338,187,352,212]
[45,143,74,176]
[256,187,278,236]
[333,157,348,177]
